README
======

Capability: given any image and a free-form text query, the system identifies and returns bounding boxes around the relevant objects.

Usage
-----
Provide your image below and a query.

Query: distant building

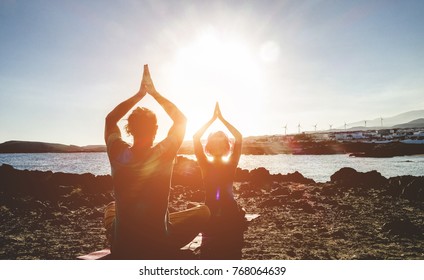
[334,131,365,141]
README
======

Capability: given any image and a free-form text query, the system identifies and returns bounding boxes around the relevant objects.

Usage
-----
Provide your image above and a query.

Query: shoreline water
[1,152,423,183]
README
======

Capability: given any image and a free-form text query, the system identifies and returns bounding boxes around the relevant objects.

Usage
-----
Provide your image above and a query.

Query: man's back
[107,133,179,257]
[103,65,189,259]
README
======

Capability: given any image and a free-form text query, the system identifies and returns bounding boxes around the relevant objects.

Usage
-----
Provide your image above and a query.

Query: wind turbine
[329,124,333,131]
[283,124,287,135]
[313,124,317,132]
[297,123,301,134]
[364,120,367,127]
[344,122,347,130]
[380,117,383,127]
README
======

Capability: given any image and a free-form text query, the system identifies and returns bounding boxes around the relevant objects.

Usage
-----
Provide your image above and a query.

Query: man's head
[125,107,158,143]
[205,131,231,157]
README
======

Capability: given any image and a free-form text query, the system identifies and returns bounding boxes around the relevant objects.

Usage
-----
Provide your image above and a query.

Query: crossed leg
[104,202,210,250]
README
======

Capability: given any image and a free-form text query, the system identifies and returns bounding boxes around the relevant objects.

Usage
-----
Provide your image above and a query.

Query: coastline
[2,139,424,158]
[0,157,423,260]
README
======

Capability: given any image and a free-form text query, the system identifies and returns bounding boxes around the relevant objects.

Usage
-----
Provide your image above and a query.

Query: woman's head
[125,107,158,141]
[205,131,231,157]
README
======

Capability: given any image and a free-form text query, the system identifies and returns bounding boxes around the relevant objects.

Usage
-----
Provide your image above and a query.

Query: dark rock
[387,176,424,201]
[286,250,296,258]
[258,198,278,208]
[331,167,359,185]
[402,178,424,202]
[238,183,257,192]
[270,186,291,196]
[382,218,422,238]
[356,253,380,260]
[34,200,49,209]
[293,233,303,240]
[258,196,288,208]
[350,142,424,158]
[239,190,260,198]
[291,200,315,214]
[291,189,305,199]
[331,229,346,239]
[320,185,339,196]
[330,167,388,188]
[280,171,315,184]
[250,167,271,185]
[364,170,388,187]
[338,204,354,211]
[93,176,112,192]
[0,163,14,173]
[387,176,414,197]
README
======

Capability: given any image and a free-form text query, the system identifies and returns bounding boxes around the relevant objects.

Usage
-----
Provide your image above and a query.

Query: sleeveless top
[202,160,238,217]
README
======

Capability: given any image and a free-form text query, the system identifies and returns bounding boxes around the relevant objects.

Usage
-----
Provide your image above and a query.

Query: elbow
[105,113,118,127]
[105,114,113,126]
[178,113,187,127]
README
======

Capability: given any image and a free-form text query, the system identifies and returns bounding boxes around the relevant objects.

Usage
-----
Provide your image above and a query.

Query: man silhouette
[104,65,209,259]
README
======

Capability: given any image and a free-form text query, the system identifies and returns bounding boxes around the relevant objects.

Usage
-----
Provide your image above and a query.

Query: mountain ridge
[342,109,424,129]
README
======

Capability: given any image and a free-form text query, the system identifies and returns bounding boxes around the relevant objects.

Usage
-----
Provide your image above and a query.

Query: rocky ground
[0,157,423,260]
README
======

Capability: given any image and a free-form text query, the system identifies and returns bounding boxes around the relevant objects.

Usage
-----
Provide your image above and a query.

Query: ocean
[0,153,423,183]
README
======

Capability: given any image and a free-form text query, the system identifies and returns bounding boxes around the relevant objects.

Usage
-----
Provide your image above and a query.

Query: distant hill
[392,118,424,129]
[341,118,424,131]
[0,141,106,153]
[343,110,424,129]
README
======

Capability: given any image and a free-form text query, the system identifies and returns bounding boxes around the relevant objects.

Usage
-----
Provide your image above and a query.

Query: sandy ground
[0,163,423,260]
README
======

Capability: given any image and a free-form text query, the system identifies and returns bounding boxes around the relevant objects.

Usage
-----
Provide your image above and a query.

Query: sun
[167,28,265,139]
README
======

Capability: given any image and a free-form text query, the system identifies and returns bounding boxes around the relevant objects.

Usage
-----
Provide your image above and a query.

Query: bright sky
[1,0,423,145]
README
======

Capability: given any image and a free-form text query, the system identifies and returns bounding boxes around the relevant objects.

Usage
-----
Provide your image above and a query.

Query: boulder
[402,178,424,202]
[386,176,423,201]
[280,171,315,185]
[249,167,271,185]
[387,176,416,197]
[330,167,388,188]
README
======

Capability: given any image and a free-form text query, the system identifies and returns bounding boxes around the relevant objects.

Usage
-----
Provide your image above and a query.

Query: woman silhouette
[193,103,245,259]
[193,102,243,219]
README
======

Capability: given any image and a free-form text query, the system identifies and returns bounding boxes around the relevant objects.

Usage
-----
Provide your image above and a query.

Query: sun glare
[171,29,261,92]
[167,28,265,138]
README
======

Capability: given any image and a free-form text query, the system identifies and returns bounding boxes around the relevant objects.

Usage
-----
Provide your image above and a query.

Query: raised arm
[144,65,186,146]
[216,103,242,165]
[104,69,147,143]
[193,112,217,167]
